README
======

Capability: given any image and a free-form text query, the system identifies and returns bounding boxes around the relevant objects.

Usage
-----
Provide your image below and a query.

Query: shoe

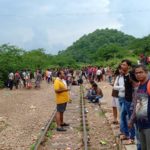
[61,123,70,127]
[56,127,67,131]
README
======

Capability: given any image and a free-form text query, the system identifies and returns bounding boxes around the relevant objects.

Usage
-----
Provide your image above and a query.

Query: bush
[0,80,4,88]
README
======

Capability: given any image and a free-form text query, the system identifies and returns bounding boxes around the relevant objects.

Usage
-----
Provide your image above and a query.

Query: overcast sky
[0,0,150,54]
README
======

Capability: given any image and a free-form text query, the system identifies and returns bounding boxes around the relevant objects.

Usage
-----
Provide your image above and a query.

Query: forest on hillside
[0,29,150,87]
[58,29,150,64]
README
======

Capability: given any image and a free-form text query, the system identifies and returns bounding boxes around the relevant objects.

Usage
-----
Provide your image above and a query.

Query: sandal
[120,134,128,140]
[112,121,119,125]
[124,139,135,145]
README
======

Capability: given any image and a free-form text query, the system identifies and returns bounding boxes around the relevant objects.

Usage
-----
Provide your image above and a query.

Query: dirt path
[0,82,55,150]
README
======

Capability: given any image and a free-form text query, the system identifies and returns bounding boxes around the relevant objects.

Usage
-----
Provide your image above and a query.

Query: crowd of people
[53,67,111,132]
[52,61,150,150]
[6,61,150,150]
[110,60,150,150]
[7,69,43,90]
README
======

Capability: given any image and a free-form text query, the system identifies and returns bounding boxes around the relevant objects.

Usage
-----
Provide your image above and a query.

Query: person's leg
[16,80,19,89]
[144,128,150,150]
[48,77,50,83]
[60,112,64,125]
[134,124,141,150]
[125,101,135,139]
[112,97,118,123]
[23,79,26,87]
[139,129,146,150]
[9,80,13,90]
[112,107,118,123]
[118,97,126,134]
[88,95,96,102]
[120,100,129,138]
[56,111,61,128]
[59,103,67,124]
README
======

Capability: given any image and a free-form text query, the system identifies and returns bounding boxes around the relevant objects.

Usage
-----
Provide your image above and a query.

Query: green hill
[58,28,136,63]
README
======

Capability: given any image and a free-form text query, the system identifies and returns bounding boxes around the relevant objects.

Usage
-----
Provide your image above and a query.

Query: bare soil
[0,82,55,150]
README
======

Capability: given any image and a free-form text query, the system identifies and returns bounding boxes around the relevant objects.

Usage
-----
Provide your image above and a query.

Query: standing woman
[112,65,124,124]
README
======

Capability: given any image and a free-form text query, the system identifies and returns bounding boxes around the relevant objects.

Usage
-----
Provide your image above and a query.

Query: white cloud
[1,0,150,54]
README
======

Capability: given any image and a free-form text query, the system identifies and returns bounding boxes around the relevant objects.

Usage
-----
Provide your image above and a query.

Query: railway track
[32,85,90,150]
[33,109,57,150]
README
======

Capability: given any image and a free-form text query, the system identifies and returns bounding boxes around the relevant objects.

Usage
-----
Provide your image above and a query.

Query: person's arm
[128,94,137,128]
[97,88,103,97]
[55,88,69,93]
[113,76,125,91]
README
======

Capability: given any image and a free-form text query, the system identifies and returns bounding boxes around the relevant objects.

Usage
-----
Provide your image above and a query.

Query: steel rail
[34,108,57,150]
[80,85,88,150]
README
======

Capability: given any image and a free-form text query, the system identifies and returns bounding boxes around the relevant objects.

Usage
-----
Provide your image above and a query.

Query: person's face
[92,86,97,90]
[119,68,123,75]
[134,67,147,82]
[60,71,65,79]
[121,61,129,73]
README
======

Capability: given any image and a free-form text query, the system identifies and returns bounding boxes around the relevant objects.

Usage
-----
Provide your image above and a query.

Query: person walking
[54,70,70,131]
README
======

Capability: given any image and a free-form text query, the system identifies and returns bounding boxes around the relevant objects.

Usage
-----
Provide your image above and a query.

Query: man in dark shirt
[129,65,150,150]
[119,59,135,144]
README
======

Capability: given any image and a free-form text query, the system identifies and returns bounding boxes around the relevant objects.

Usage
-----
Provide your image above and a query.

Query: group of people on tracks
[53,60,150,150]
[6,60,150,150]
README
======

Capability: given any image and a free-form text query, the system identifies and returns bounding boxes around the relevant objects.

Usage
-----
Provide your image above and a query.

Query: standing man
[8,71,14,90]
[54,70,70,131]
[120,59,135,144]
[129,65,150,150]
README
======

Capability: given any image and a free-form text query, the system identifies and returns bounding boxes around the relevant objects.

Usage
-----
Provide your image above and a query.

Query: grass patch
[75,124,90,132]
[75,125,83,132]
[46,122,56,138]
[99,110,105,117]
[46,130,53,138]
[30,144,35,150]
[49,122,56,130]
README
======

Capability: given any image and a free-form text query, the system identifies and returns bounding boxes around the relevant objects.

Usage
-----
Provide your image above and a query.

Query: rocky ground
[0,81,55,150]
